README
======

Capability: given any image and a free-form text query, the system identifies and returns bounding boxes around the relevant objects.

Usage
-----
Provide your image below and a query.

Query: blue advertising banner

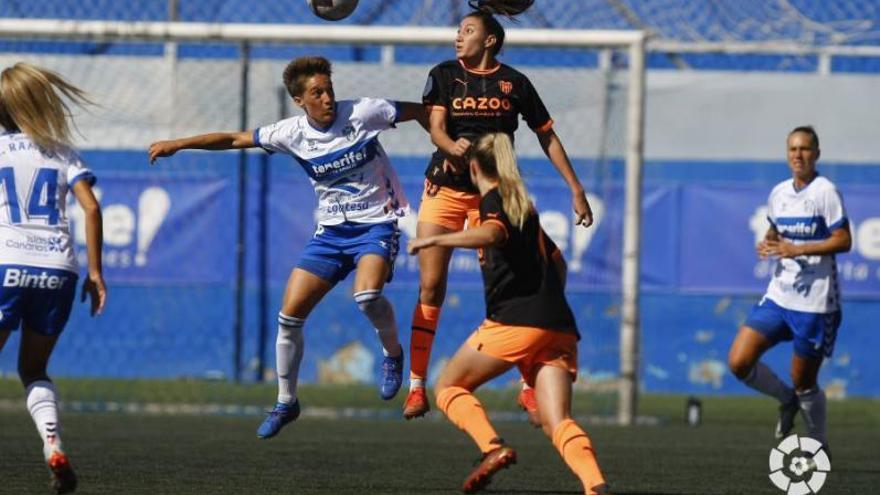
[8,151,874,397]
[679,184,880,296]
[264,176,682,291]
[68,175,234,283]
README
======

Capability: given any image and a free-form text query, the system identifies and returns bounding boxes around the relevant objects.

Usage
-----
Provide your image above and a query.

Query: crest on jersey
[306,139,318,151]
[499,80,513,94]
[342,124,356,141]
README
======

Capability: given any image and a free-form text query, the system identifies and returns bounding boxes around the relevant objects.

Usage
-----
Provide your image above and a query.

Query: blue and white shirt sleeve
[65,149,96,188]
[358,97,399,132]
[253,118,297,155]
[824,185,848,231]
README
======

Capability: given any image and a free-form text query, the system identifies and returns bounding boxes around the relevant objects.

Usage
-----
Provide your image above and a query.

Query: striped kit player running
[0,63,108,494]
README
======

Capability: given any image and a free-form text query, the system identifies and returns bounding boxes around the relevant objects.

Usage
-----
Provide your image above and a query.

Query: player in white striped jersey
[728,126,851,453]
[149,56,428,439]
[0,63,107,494]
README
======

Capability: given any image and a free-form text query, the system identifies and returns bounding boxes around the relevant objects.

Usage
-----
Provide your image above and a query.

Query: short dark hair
[789,125,820,150]
[463,10,505,57]
[283,56,332,97]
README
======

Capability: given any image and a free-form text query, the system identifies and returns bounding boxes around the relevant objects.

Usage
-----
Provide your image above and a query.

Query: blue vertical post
[234,41,250,383]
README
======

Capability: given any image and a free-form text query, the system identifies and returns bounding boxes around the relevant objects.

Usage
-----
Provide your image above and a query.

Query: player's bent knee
[277,313,305,344]
[728,358,753,380]
[417,280,446,306]
[354,290,392,319]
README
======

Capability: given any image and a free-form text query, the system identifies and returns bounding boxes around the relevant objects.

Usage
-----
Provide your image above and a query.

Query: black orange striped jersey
[422,60,553,192]
[477,188,578,335]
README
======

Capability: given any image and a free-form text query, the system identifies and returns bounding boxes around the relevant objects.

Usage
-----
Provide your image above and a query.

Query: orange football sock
[409,303,440,382]
[552,419,606,492]
[436,386,500,454]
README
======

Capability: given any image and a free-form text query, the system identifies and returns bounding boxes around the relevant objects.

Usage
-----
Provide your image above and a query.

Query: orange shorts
[417,180,481,232]
[466,319,578,386]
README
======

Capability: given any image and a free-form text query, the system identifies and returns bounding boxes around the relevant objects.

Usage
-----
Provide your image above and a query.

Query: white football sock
[26,380,62,460]
[276,313,305,405]
[742,362,795,404]
[355,290,402,358]
[797,387,827,444]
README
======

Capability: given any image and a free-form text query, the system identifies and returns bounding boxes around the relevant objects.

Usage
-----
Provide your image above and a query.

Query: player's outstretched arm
[72,180,106,316]
[536,128,593,228]
[408,223,505,254]
[149,131,256,164]
[395,102,430,132]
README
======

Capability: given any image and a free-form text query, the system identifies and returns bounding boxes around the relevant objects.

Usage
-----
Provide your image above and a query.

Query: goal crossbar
[0,19,644,47]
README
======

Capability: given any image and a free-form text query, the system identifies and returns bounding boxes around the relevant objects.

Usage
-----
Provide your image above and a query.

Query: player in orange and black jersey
[405,3,594,422]
[476,187,578,335]
[408,133,609,495]
[421,59,552,193]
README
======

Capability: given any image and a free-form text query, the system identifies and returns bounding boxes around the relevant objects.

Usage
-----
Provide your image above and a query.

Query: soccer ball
[307,0,359,21]
[468,0,534,16]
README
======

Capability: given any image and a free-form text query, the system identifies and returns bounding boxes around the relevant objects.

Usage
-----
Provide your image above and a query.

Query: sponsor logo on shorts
[2,267,71,290]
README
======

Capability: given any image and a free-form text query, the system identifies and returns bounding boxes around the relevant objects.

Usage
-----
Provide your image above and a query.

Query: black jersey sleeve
[422,65,449,109]
[518,75,553,131]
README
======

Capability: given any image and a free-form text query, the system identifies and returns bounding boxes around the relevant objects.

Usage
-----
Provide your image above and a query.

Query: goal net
[0,19,645,423]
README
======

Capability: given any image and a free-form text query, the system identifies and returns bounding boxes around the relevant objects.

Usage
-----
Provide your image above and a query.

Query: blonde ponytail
[472,133,531,229]
[0,63,92,151]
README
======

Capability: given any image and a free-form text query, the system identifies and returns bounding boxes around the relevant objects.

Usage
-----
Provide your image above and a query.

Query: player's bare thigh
[352,254,392,293]
[728,326,775,378]
[279,268,334,318]
[435,343,513,393]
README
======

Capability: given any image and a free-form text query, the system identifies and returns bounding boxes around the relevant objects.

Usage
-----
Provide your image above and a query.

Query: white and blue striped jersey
[765,175,847,313]
[0,132,95,273]
[254,98,408,226]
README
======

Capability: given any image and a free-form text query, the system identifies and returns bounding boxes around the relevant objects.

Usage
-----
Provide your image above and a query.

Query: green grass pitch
[1,380,877,494]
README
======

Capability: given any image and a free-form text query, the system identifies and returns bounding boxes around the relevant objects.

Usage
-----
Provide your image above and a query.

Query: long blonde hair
[471,132,531,229]
[0,63,91,151]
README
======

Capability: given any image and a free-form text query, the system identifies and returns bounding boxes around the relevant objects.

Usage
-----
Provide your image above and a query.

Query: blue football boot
[379,352,404,400]
[256,400,301,439]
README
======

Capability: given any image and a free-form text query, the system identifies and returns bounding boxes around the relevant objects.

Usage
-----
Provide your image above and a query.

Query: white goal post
[0,19,648,425]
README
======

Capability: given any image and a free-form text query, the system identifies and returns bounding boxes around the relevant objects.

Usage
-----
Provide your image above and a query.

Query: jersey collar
[792,171,819,193]
[458,59,501,76]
